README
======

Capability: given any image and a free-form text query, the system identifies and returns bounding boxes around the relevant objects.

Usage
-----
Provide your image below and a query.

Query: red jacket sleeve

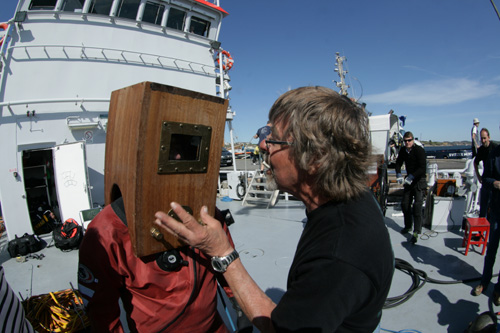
[78,207,128,332]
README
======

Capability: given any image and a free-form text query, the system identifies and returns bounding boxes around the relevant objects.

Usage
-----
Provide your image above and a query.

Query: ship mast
[334,52,349,96]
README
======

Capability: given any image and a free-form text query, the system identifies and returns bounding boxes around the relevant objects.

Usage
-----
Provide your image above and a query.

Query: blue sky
[2,0,500,144]
[217,0,500,144]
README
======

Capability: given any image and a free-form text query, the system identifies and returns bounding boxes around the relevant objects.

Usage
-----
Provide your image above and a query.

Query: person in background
[395,131,427,244]
[252,146,259,165]
[78,196,250,332]
[474,128,497,217]
[32,202,59,234]
[389,132,399,162]
[253,121,271,172]
[471,118,481,158]
[155,86,394,332]
[472,123,500,303]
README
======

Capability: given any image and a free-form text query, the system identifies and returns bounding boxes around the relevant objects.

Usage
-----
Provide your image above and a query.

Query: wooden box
[105,82,228,257]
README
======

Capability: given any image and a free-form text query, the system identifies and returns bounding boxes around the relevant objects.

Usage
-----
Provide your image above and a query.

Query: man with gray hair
[474,128,497,218]
[472,123,500,302]
[155,86,394,332]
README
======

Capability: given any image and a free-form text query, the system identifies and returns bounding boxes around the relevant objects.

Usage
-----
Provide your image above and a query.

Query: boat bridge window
[62,0,85,12]
[190,16,210,37]
[117,0,140,20]
[29,0,57,10]
[86,0,113,15]
[143,1,165,25]
[166,7,186,31]
[28,0,216,38]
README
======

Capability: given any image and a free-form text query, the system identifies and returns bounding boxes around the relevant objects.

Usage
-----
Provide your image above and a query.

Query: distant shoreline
[422,140,499,147]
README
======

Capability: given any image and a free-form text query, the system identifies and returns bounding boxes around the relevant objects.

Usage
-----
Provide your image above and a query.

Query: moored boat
[426,145,473,159]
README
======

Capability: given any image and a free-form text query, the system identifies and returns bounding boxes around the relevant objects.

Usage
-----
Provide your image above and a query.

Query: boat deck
[1,195,498,332]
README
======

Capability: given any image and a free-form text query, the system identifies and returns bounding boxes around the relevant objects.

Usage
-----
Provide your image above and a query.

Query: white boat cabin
[0,0,229,239]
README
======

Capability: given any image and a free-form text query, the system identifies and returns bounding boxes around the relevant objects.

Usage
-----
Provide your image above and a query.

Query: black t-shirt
[475,143,497,174]
[271,191,394,332]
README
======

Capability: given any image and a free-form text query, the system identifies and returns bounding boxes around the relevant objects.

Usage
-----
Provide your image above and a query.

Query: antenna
[333,52,349,96]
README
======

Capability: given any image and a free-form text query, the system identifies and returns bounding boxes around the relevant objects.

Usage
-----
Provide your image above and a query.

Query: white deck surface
[1,195,498,332]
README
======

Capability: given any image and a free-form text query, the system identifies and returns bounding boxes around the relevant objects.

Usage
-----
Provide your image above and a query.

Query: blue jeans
[480,209,500,289]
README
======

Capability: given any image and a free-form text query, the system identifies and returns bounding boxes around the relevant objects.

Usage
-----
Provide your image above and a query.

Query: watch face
[212,258,226,272]
[211,250,238,273]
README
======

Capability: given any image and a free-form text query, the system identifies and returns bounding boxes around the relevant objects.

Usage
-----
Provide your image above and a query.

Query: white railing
[0,97,109,107]
[8,44,217,76]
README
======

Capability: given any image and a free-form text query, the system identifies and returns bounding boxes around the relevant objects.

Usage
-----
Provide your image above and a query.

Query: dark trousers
[481,209,500,289]
[479,185,491,218]
[401,184,424,233]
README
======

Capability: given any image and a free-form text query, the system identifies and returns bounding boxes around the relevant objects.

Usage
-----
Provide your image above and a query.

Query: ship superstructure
[0,0,230,239]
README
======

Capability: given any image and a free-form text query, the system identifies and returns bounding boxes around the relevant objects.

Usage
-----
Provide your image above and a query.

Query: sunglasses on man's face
[404,138,414,143]
[265,139,293,150]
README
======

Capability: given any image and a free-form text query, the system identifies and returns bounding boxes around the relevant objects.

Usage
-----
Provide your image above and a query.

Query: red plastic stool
[462,217,490,256]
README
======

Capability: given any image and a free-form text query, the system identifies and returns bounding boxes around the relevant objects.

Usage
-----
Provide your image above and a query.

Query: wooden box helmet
[105,82,228,257]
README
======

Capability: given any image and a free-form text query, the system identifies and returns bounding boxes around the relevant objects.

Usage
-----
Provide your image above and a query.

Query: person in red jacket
[78,196,246,332]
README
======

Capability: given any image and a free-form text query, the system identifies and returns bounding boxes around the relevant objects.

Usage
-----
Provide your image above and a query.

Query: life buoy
[0,22,8,47]
[217,50,234,71]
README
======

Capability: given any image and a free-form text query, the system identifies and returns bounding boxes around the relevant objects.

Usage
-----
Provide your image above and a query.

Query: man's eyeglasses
[265,139,293,150]
[404,138,414,143]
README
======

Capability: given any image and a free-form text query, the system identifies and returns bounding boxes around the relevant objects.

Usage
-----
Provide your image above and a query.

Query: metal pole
[491,0,500,22]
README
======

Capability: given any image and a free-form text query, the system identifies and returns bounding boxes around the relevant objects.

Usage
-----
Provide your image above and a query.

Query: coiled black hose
[384,258,494,309]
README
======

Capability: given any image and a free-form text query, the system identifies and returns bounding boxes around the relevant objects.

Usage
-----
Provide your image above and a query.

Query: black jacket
[395,144,426,185]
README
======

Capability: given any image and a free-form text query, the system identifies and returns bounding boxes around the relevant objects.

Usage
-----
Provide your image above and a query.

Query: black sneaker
[493,291,500,306]
[400,228,411,235]
[410,232,418,244]
[472,285,484,296]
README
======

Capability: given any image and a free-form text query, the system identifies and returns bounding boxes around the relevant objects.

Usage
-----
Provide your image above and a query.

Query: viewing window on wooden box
[158,121,211,174]
[143,1,165,25]
[169,134,201,161]
[166,7,186,31]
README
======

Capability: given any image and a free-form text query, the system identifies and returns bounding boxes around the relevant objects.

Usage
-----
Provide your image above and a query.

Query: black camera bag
[7,233,43,258]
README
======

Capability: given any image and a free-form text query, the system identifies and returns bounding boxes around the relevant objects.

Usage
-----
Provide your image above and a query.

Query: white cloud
[363,78,499,106]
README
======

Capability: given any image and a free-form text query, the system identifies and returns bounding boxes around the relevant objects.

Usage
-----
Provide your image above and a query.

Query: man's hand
[404,174,414,186]
[154,203,234,257]
[396,173,404,185]
[494,180,500,191]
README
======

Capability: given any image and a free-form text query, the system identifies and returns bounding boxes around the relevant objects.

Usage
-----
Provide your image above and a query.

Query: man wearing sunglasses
[154,86,394,332]
[395,131,427,243]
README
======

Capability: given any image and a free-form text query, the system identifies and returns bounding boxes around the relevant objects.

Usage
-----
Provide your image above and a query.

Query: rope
[22,288,90,332]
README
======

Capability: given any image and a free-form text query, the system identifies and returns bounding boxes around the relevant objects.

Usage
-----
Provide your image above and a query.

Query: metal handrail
[8,44,217,76]
[0,97,110,107]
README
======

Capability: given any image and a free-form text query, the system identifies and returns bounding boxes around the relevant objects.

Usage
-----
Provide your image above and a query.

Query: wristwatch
[211,249,239,273]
